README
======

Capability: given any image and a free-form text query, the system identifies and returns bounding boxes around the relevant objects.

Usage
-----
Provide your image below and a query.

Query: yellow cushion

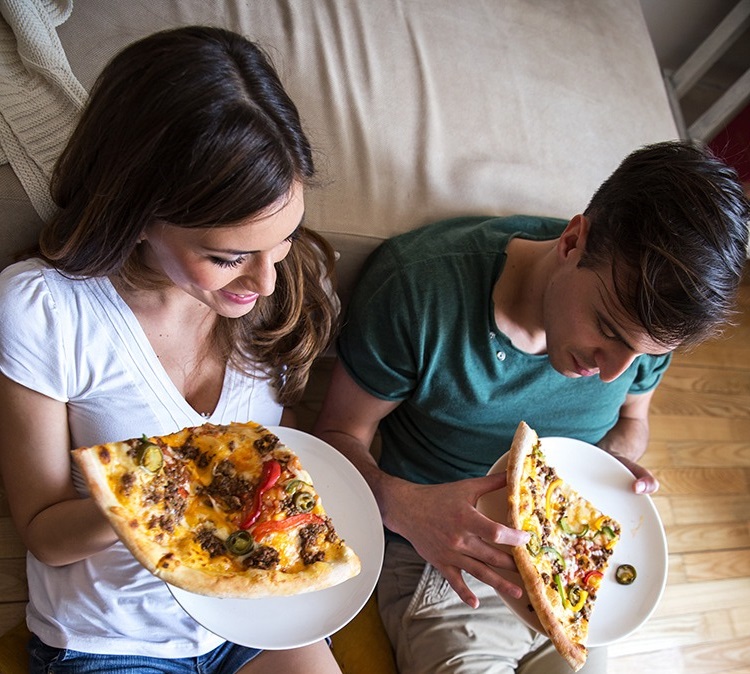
[0,621,30,674]
[331,594,397,674]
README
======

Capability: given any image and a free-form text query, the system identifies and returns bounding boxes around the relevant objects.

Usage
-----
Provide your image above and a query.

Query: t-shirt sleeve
[628,352,672,395]
[337,244,419,402]
[0,261,69,402]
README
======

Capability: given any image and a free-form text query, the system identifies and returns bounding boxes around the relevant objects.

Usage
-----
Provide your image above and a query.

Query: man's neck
[492,237,556,355]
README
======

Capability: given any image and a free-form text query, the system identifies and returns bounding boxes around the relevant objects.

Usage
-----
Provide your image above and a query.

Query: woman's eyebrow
[203,214,305,255]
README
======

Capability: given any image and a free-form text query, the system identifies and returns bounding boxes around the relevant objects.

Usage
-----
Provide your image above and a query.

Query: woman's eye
[211,256,246,269]
[285,226,302,244]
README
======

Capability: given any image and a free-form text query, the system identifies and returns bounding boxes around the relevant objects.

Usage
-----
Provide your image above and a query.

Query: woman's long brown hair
[39,26,338,405]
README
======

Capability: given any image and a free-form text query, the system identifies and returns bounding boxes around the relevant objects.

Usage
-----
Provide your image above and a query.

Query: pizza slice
[73,421,361,598]
[506,421,620,671]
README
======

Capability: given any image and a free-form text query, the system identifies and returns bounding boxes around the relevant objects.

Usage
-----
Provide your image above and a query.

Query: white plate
[168,426,384,650]
[476,436,668,646]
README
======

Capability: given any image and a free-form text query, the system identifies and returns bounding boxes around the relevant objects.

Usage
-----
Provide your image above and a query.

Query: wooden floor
[608,264,750,674]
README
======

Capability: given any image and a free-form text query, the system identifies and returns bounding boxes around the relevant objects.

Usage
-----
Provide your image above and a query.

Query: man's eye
[211,256,246,269]
[598,321,617,340]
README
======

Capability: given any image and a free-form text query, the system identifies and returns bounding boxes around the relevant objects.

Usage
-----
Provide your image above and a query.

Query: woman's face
[142,182,305,318]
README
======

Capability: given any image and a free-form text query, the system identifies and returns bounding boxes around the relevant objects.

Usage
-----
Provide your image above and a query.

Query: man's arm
[596,390,660,494]
[313,360,530,608]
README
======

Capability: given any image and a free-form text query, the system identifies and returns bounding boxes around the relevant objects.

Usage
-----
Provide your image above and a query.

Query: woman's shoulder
[0,257,51,301]
[0,258,97,306]
[0,259,107,343]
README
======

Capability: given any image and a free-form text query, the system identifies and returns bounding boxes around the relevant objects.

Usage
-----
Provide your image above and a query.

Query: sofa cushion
[0,0,677,306]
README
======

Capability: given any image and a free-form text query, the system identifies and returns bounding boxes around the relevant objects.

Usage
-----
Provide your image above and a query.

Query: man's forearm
[597,415,649,461]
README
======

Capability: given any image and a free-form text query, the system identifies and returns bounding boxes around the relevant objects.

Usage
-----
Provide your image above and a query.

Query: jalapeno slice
[225,530,255,556]
[136,435,163,473]
[559,517,589,538]
[292,491,316,513]
[615,563,637,585]
[525,531,542,557]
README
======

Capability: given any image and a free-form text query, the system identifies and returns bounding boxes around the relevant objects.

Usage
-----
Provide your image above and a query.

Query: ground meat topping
[243,545,280,569]
[199,461,252,512]
[195,527,227,557]
[119,471,136,497]
[141,462,189,526]
[299,522,327,565]
[254,433,280,455]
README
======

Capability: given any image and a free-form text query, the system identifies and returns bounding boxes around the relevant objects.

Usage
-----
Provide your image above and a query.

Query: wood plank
[649,416,750,443]
[664,522,750,554]
[650,388,750,419]
[655,365,750,397]
[654,578,750,618]
[609,607,740,657]
[664,494,750,525]
[683,549,750,582]
[645,441,750,468]
[650,495,675,526]
[674,636,750,674]
[609,647,685,674]
[650,467,749,496]
[666,552,687,583]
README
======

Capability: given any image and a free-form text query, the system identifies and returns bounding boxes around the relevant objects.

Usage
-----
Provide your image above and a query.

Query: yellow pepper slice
[545,478,563,520]
[569,588,589,613]
[593,514,608,531]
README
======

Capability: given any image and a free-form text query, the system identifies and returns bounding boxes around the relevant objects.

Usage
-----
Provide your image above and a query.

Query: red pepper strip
[583,570,603,588]
[251,513,323,542]
[239,459,282,530]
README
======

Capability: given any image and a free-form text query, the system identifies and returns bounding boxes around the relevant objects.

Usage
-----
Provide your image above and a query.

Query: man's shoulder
[385,214,567,254]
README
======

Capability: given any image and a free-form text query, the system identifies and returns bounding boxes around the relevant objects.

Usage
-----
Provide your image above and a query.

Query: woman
[0,26,342,674]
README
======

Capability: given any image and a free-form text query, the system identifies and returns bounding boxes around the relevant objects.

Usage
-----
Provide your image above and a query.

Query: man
[313,141,749,673]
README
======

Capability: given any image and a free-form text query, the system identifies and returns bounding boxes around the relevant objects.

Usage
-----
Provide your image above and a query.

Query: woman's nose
[241,253,277,297]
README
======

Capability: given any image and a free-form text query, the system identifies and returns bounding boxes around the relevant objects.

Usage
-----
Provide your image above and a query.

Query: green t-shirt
[338,215,671,485]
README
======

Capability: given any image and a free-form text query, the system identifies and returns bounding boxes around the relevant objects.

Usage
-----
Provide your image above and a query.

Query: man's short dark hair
[581,140,749,348]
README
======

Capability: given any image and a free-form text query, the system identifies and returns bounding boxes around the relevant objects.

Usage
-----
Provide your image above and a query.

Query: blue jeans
[28,635,261,674]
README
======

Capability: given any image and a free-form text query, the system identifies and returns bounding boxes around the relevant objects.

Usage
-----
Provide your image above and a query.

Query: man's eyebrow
[597,310,636,351]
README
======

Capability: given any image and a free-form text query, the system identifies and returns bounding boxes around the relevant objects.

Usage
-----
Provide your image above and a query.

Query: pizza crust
[152,544,361,598]
[507,421,588,672]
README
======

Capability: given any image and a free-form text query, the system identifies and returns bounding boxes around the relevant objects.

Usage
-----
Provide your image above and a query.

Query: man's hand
[608,451,660,494]
[382,470,530,608]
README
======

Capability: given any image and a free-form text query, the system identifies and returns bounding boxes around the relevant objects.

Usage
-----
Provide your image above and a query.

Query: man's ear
[557,214,589,261]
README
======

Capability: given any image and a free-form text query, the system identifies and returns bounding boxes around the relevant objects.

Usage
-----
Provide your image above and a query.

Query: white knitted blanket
[0,0,86,221]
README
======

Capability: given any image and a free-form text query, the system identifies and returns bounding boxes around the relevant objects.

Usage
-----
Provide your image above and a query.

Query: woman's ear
[557,214,590,261]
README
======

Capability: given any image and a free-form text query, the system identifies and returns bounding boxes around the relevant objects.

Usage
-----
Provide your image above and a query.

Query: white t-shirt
[0,258,283,657]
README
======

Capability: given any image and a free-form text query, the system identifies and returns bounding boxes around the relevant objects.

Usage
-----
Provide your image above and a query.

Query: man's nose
[596,348,637,383]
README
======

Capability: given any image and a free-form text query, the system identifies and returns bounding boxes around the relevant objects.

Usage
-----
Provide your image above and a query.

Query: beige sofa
[0,1,677,672]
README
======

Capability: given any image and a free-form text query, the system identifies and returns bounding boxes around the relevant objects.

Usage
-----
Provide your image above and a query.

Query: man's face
[543,231,673,382]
